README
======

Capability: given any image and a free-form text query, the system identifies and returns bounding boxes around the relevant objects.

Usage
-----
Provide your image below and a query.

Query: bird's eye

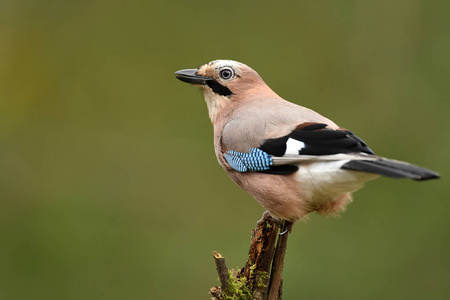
[219,68,234,80]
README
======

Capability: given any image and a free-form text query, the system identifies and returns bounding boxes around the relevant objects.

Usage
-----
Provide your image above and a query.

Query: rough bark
[268,221,292,300]
[210,214,292,300]
[213,251,229,290]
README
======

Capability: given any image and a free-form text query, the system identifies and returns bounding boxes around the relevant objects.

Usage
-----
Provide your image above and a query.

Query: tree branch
[213,251,229,289]
[268,220,293,300]
[210,213,293,300]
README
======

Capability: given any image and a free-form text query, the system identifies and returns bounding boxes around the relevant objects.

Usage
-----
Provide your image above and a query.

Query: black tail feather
[342,159,440,181]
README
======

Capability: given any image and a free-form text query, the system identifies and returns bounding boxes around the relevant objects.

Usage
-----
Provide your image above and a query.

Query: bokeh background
[1,1,449,299]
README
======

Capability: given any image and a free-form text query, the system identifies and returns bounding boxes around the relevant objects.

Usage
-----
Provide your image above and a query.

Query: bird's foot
[256,211,283,228]
[279,221,294,236]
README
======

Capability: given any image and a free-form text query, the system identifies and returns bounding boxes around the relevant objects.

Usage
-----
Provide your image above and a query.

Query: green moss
[249,264,256,277]
[256,271,269,288]
[221,270,252,300]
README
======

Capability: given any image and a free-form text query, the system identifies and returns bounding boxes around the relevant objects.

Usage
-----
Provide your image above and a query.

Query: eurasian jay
[174,60,439,224]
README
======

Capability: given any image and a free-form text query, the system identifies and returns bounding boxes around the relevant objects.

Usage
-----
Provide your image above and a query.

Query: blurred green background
[0,1,448,299]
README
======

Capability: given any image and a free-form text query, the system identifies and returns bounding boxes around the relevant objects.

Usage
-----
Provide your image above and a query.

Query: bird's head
[175,60,278,122]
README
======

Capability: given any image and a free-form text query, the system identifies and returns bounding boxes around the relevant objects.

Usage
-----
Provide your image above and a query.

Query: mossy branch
[210,213,293,300]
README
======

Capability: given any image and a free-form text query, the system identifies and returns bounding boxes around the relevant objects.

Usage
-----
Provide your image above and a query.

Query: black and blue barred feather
[224,148,273,172]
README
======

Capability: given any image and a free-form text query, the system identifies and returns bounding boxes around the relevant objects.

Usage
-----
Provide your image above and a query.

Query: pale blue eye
[220,68,233,79]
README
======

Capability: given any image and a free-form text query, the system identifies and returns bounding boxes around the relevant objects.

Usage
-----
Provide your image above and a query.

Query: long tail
[341,159,440,181]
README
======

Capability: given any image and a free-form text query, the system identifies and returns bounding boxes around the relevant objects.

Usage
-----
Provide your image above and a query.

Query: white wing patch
[285,138,305,155]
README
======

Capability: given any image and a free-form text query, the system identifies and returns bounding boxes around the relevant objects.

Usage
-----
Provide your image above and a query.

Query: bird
[174,59,439,228]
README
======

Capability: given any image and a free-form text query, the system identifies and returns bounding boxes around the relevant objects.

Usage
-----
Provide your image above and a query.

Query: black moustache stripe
[206,80,233,96]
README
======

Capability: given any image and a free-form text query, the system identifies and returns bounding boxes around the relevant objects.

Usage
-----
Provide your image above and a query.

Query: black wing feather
[258,136,289,156]
[259,165,299,175]
[300,123,328,130]
[342,160,440,181]
[258,122,374,175]
[260,123,374,157]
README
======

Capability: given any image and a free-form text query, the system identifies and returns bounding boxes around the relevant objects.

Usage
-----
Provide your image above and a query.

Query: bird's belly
[226,161,379,221]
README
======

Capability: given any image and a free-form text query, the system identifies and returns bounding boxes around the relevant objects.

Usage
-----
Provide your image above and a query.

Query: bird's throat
[202,88,233,124]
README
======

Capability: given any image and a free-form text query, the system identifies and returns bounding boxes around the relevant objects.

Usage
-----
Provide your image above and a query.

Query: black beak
[174,69,210,85]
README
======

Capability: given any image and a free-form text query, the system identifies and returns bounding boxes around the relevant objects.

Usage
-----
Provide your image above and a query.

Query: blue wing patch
[224,148,273,172]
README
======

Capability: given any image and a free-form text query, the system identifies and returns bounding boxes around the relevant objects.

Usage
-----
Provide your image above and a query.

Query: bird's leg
[256,211,284,228]
[279,221,294,236]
